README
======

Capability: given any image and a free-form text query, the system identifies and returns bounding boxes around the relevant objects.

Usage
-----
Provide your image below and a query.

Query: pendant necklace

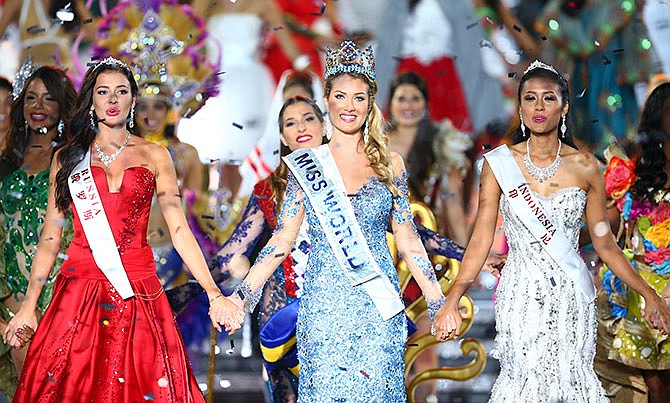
[523,138,562,183]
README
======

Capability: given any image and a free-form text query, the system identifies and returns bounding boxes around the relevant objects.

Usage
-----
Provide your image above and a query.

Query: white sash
[484,145,595,300]
[283,145,404,320]
[68,150,135,299]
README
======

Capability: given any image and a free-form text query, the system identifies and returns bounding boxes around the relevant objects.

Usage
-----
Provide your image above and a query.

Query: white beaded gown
[490,187,608,402]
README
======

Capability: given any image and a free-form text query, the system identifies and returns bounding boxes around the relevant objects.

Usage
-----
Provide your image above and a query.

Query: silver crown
[523,60,560,77]
[12,56,37,100]
[93,56,131,72]
[325,40,375,81]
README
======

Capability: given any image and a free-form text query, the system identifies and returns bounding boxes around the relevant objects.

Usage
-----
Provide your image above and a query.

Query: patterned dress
[490,188,608,402]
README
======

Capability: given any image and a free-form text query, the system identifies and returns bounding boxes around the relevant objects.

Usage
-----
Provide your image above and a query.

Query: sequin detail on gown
[294,174,407,402]
[490,187,608,402]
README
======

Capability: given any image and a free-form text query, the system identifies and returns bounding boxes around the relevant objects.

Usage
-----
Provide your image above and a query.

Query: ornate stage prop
[390,201,487,403]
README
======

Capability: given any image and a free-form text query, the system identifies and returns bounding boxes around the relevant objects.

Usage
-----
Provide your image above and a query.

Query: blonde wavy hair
[323,72,400,197]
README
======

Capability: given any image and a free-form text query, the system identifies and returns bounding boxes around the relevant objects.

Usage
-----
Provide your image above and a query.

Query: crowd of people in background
[0,0,669,402]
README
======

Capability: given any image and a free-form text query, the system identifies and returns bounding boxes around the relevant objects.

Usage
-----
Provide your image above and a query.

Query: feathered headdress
[92,0,219,118]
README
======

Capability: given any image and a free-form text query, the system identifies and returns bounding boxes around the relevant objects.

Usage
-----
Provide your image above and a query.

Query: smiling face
[23,78,60,135]
[324,74,370,137]
[0,87,10,133]
[135,97,169,135]
[390,83,426,128]
[280,101,325,151]
[92,71,135,130]
[519,76,568,136]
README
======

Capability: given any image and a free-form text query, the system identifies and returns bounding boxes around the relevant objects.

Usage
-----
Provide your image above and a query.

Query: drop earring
[128,107,135,129]
[363,120,369,143]
[560,115,567,138]
[89,109,96,130]
[325,115,332,140]
[519,112,526,137]
[57,119,64,139]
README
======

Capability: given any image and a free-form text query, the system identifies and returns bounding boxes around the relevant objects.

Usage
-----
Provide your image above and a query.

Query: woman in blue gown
[213,40,446,402]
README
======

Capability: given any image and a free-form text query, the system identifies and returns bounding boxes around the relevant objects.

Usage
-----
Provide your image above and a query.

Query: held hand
[208,295,244,335]
[432,301,469,341]
[641,294,670,335]
[3,307,39,349]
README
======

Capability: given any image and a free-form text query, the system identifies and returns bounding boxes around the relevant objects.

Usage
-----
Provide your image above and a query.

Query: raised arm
[389,154,445,316]
[434,160,501,338]
[219,172,306,333]
[3,155,65,347]
[582,154,670,333]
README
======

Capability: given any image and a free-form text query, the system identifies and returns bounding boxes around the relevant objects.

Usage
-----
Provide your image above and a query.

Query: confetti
[31,144,43,148]
[360,370,370,378]
[118,378,125,383]
[541,36,548,41]
[576,88,587,98]
[507,72,517,78]
[482,144,493,150]
[100,318,110,326]
[100,302,117,311]
[591,119,599,123]
[273,26,284,31]
[56,3,75,22]
[143,393,155,401]
[602,55,612,65]
[407,343,419,346]
[157,377,169,388]
[209,158,220,163]
[466,21,479,29]
[272,149,280,155]
[232,122,243,130]
[613,48,624,53]
[594,40,600,47]
[83,18,93,24]
[27,26,46,34]
[513,24,522,32]
[478,39,493,48]
[549,277,556,287]
[200,215,214,220]
[274,253,286,258]
[57,252,69,260]
[226,339,235,355]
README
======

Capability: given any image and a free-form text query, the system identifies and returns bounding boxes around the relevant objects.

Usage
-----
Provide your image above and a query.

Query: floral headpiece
[92,0,219,118]
[11,56,37,100]
[325,40,375,82]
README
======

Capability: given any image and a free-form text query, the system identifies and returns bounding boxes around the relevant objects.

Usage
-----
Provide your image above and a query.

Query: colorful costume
[15,166,204,402]
[596,154,670,397]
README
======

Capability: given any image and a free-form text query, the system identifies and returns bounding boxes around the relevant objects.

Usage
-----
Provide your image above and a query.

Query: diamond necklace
[94,131,131,168]
[523,138,562,183]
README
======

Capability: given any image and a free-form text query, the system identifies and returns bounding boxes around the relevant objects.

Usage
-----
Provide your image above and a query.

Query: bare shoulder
[389,151,406,176]
[565,148,602,175]
[131,136,171,166]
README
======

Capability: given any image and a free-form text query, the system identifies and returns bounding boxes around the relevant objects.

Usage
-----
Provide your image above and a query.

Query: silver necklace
[94,132,131,168]
[523,138,562,183]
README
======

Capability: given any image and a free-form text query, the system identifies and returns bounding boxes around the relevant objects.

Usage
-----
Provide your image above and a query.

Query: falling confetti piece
[594,40,600,47]
[577,88,587,98]
[83,18,93,24]
[144,393,155,401]
[232,122,243,130]
[157,378,168,387]
[478,39,493,48]
[57,252,68,260]
[602,55,612,65]
[100,303,117,311]
[360,370,370,378]
[272,149,280,155]
[507,72,517,78]
[613,48,624,53]
[56,3,75,22]
[513,24,522,32]
[541,35,548,41]
[466,21,478,29]
[273,26,284,31]
[31,144,43,148]
[591,119,600,123]
[100,318,110,326]
[119,378,125,383]
[550,277,556,287]
[407,343,419,346]
[200,215,214,220]
[27,26,46,34]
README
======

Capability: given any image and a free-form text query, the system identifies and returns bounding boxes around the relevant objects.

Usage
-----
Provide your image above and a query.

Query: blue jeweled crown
[325,39,375,82]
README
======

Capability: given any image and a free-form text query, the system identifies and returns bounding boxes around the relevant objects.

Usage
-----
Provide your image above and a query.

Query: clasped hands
[2,308,38,349]
[431,299,470,342]
[207,294,245,335]
[642,292,670,335]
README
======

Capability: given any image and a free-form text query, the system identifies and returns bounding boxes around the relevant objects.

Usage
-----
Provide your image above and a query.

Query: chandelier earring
[89,109,97,130]
[128,107,135,129]
[363,120,369,144]
[560,115,567,139]
[24,120,29,135]
[520,113,526,137]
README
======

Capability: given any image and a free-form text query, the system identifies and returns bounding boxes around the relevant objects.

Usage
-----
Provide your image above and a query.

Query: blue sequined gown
[288,173,408,402]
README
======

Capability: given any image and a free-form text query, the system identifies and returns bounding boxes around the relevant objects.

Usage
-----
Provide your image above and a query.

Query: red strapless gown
[14,166,205,403]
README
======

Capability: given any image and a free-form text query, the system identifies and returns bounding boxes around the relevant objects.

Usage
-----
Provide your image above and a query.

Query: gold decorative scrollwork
[390,201,487,403]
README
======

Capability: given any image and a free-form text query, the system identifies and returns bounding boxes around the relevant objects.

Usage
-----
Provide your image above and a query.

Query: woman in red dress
[3,58,232,402]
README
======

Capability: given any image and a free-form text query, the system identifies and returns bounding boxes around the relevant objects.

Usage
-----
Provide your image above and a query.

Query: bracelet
[208,293,224,303]
[233,280,262,313]
[426,295,447,322]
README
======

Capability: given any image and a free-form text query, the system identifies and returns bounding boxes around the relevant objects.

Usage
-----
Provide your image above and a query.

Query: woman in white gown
[185,0,308,198]
[434,61,670,402]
